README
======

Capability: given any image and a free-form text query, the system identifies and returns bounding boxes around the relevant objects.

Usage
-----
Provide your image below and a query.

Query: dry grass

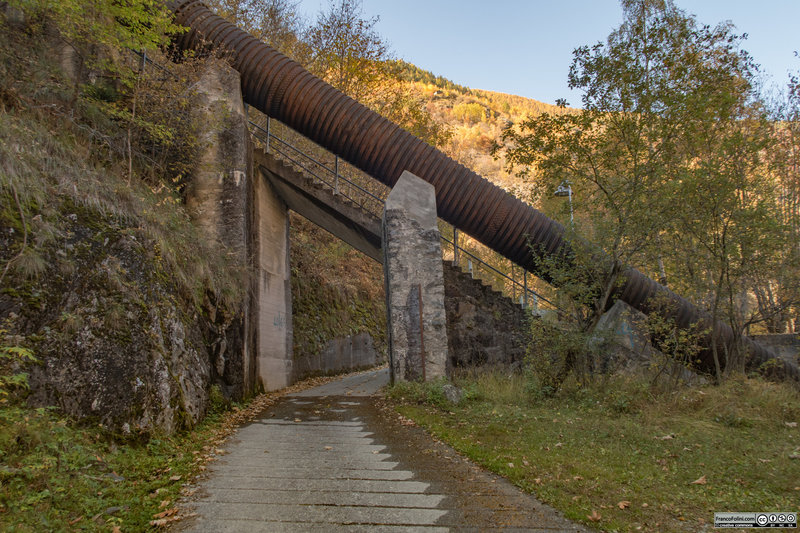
[389,371,800,532]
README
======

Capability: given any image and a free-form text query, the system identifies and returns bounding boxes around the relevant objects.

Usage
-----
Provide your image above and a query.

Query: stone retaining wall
[442,262,530,369]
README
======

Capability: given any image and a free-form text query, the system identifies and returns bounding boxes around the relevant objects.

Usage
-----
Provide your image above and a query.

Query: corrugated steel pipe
[166,0,798,382]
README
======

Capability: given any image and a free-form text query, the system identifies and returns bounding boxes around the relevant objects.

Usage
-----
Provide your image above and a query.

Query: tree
[205,0,305,59]
[495,0,787,381]
[8,0,180,67]
[305,0,388,103]
[756,60,800,334]
[304,0,449,148]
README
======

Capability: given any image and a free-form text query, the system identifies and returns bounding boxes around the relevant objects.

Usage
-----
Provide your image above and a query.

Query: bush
[387,378,451,408]
[452,102,485,124]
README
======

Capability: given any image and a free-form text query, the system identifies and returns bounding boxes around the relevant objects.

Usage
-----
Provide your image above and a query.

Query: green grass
[388,373,800,532]
[0,372,350,531]
[0,403,223,531]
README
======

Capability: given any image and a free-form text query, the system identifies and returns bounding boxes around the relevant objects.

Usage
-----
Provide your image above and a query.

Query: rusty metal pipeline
[166,0,798,382]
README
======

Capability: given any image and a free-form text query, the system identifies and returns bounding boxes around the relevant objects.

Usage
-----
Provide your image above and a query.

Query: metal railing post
[523,270,528,308]
[453,228,459,266]
[334,155,339,195]
[265,116,271,153]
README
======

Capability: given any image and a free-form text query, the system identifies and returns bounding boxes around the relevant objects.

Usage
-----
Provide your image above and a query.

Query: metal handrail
[441,235,558,311]
[253,115,556,312]
[249,120,385,217]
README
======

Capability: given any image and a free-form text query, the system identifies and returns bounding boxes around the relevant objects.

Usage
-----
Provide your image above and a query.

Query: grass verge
[387,372,800,532]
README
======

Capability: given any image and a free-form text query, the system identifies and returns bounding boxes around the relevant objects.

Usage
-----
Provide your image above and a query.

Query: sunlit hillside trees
[495,0,795,381]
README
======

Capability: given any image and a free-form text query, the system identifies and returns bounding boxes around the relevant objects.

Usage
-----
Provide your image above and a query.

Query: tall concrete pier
[382,171,449,382]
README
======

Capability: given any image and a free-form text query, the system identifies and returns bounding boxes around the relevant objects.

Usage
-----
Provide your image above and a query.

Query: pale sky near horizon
[294,0,800,106]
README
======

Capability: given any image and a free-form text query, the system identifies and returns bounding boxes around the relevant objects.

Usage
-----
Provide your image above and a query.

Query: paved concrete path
[179,369,587,532]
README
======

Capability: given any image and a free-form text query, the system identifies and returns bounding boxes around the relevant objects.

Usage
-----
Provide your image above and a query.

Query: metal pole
[523,270,528,308]
[265,116,271,153]
[568,186,574,225]
[453,228,459,265]
[511,264,516,300]
[334,155,339,195]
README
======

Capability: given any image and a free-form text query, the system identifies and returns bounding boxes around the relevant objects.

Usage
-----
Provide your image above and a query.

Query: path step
[178,369,586,532]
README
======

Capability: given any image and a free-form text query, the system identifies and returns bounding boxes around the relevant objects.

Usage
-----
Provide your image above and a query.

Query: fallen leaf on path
[507,462,514,468]
[159,500,171,509]
[169,475,181,482]
[587,510,601,522]
[150,515,182,527]
[690,475,707,485]
[785,422,797,428]
[152,508,178,519]
[618,501,631,510]
[655,434,675,440]
[293,418,301,422]
[68,516,83,525]
[112,526,121,533]
[324,446,333,450]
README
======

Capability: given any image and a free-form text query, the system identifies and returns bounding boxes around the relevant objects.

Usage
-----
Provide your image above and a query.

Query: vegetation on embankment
[0,373,344,531]
[0,7,249,433]
[0,390,233,531]
[290,214,386,365]
[388,373,800,532]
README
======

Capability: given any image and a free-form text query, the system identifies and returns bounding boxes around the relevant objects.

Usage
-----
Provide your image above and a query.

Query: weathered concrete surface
[382,171,448,383]
[178,369,587,532]
[251,171,293,391]
[256,150,383,262]
[293,332,378,381]
[186,61,250,257]
[184,61,255,398]
[751,334,800,365]
[443,261,530,369]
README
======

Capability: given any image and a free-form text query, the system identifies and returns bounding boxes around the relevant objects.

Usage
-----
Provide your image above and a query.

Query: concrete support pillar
[250,175,293,391]
[186,61,249,256]
[186,61,255,397]
[382,171,448,382]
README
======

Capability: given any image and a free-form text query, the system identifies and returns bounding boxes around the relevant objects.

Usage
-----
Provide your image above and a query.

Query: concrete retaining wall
[750,334,799,364]
[293,333,378,380]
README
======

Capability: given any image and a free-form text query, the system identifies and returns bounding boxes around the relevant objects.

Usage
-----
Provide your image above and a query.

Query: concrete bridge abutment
[186,61,293,396]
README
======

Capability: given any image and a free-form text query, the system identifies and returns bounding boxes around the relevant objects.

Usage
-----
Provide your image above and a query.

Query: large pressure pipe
[167,0,798,382]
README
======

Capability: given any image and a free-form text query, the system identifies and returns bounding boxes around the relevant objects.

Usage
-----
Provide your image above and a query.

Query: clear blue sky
[295,0,800,106]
